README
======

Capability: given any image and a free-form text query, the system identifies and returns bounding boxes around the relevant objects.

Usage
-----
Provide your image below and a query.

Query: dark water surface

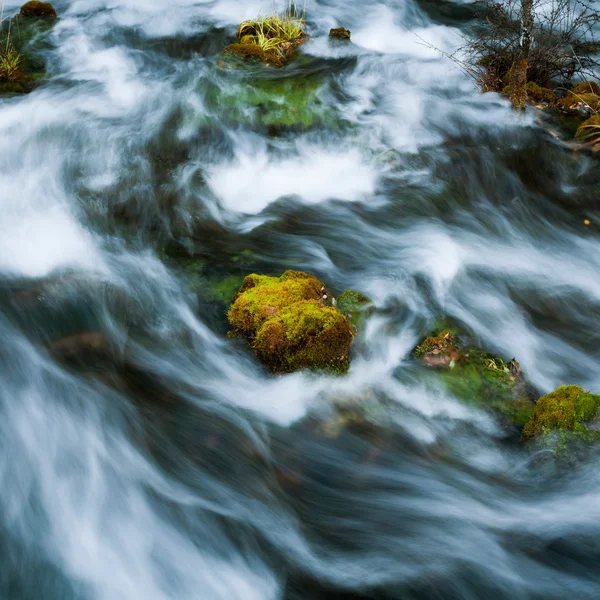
[1,0,600,598]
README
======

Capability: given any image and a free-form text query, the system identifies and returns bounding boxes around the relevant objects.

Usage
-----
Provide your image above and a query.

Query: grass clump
[224,5,307,67]
[228,270,354,374]
[0,39,22,81]
[575,114,600,149]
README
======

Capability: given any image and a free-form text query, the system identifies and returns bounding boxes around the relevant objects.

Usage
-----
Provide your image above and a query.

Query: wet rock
[227,270,354,373]
[414,328,534,427]
[19,1,56,18]
[522,385,600,463]
[329,27,351,40]
[335,290,373,332]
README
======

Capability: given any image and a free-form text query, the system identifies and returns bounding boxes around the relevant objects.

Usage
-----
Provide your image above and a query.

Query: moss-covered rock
[522,385,600,464]
[199,73,343,133]
[522,385,600,439]
[228,270,354,373]
[329,27,351,40]
[20,1,56,18]
[572,81,600,96]
[0,9,54,94]
[556,90,600,114]
[415,328,533,426]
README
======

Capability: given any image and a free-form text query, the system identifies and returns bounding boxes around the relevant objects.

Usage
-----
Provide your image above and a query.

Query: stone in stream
[200,73,344,133]
[223,12,307,68]
[521,385,600,464]
[0,3,57,95]
[414,327,535,429]
[20,1,57,18]
[329,27,351,40]
[228,270,367,374]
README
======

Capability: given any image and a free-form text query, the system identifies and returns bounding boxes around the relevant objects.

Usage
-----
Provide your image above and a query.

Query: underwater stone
[228,270,354,374]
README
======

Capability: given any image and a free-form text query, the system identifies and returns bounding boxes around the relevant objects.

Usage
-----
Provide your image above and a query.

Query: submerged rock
[522,385,600,463]
[19,1,56,18]
[329,27,351,40]
[335,290,372,332]
[228,271,354,374]
[202,74,342,132]
[415,328,534,427]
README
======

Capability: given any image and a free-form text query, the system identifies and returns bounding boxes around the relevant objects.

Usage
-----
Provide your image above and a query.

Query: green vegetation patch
[206,75,340,130]
[228,270,354,374]
[223,8,307,68]
[522,385,600,439]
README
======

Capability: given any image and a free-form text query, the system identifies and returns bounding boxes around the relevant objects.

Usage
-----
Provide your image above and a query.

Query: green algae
[228,270,354,374]
[415,327,533,428]
[203,74,341,131]
[336,290,372,332]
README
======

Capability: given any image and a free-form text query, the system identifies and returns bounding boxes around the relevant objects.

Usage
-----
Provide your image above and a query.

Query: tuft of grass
[235,4,306,55]
[575,114,600,147]
[0,34,22,82]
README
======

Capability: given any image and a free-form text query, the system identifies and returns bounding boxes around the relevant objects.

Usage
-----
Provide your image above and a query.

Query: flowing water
[1,0,600,598]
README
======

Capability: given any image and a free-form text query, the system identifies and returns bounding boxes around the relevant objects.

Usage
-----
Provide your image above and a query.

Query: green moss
[415,328,532,425]
[336,290,372,331]
[204,74,340,131]
[228,270,354,374]
[329,27,351,40]
[572,81,600,96]
[522,385,600,439]
[557,91,600,113]
[0,80,26,94]
[20,1,56,18]
[206,275,244,305]
[501,82,554,103]
[492,397,535,428]
[526,81,554,103]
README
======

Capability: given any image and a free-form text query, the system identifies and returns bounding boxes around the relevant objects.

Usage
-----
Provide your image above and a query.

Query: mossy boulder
[20,1,56,18]
[329,27,351,40]
[415,329,533,426]
[522,385,600,464]
[228,271,354,374]
[522,385,600,439]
